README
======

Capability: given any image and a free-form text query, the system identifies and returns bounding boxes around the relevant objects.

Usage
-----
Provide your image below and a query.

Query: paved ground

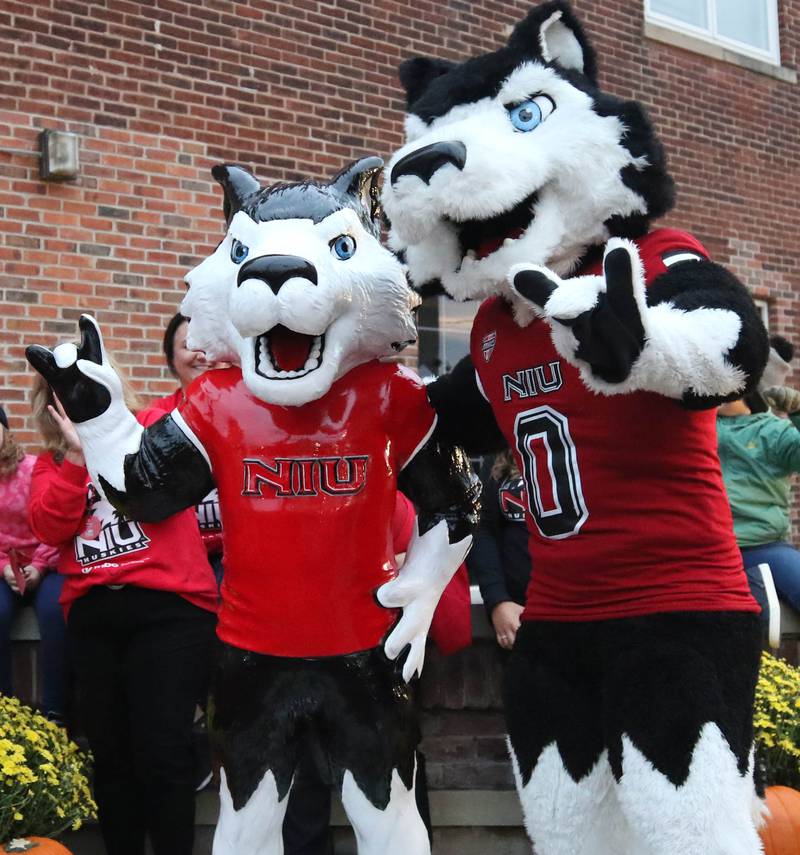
[61,789,532,854]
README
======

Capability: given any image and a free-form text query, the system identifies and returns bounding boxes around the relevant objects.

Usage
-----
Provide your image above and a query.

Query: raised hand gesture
[510,239,647,385]
[26,315,121,423]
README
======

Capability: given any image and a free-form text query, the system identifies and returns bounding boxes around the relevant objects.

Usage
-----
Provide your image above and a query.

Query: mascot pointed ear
[211,164,261,226]
[509,1,597,86]
[398,57,455,107]
[332,156,384,224]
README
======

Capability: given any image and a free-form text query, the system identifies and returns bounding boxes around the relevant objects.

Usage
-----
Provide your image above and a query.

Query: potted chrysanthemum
[0,695,96,851]
[753,652,800,854]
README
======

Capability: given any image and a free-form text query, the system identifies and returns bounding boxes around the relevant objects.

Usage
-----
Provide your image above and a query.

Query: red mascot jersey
[471,229,758,622]
[177,360,436,657]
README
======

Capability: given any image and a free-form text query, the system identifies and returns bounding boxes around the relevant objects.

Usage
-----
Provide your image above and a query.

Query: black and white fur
[382,1,766,408]
[184,158,419,408]
[382,3,769,854]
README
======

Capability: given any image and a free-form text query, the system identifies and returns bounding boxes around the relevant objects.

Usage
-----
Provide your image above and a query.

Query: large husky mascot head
[182,157,419,406]
[382,0,675,305]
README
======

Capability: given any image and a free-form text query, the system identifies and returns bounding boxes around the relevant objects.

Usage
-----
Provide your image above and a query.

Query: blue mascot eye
[331,235,357,260]
[508,100,543,132]
[230,239,249,264]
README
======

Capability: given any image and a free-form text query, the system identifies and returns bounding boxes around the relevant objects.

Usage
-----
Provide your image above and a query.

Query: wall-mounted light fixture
[38,130,80,181]
[0,129,80,181]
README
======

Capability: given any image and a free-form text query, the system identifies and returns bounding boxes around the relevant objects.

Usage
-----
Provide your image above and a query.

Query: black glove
[511,244,646,384]
[26,316,112,423]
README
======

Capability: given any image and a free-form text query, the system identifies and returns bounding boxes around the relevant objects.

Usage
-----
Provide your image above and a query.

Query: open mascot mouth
[254,325,325,380]
[454,189,539,266]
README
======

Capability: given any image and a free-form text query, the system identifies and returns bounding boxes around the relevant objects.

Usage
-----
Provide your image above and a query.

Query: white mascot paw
[377,519,469,682]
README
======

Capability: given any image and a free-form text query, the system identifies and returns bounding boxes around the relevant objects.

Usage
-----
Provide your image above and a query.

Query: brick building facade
[1,0,798,441]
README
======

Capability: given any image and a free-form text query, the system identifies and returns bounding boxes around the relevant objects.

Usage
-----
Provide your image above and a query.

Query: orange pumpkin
[759,786,800,855]
[1,839,72,854]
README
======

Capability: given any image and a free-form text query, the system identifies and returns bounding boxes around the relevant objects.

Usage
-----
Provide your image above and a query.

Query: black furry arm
[426,356,507,455]
[99,413,215,523]
[398,438,481,545]
[646,260,769,409]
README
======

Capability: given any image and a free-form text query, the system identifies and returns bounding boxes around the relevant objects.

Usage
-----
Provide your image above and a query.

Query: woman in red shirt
[28,371,218,855]
[154,312,226,577]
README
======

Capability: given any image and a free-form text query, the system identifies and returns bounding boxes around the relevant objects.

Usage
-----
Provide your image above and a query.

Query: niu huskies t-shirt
[28,409,219,618]
[177,361,437,657]
[471,229,758,622]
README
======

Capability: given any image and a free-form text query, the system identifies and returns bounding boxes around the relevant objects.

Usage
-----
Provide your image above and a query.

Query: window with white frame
[754,298,770,329]
[645,0,781,65]
[416,297,478,379]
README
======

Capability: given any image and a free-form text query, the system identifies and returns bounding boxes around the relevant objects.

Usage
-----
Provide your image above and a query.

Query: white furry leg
[615,723,764,855]
[510,740,635,855]
[340,766,429,855]
[212,767,290,855]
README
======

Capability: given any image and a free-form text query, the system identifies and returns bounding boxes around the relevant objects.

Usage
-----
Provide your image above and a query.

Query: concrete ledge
[10,607,41,641]
[11,593,798,643]
[471,600,493,640]
[781,605,800,637]
[644,21,797,84]
[423,790,522,827]
[471,587,800,640]
[195,789,523,828]
[63,817,531,855]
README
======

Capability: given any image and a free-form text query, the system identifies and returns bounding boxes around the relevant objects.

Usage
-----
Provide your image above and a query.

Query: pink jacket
[0,454,58,572]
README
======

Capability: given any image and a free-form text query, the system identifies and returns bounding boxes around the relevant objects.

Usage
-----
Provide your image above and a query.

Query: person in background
[154,312,226,581]
[28,368,218,855]
[467,450,531,649]
[0,404,68,723]
[157,311,230,411]
[717,335,800,611]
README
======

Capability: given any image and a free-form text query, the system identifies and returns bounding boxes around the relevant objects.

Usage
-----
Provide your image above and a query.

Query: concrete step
[60,789,529,855]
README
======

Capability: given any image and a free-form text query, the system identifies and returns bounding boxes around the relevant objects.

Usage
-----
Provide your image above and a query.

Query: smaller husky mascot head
[183,158,419,406]
[383,1,675,303]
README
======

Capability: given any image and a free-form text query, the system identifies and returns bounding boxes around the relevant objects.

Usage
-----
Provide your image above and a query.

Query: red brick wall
[1,0,798,448]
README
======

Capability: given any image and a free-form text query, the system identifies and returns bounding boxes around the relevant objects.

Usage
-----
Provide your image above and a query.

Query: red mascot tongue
[476,227,525,260]
[270,325,314,372]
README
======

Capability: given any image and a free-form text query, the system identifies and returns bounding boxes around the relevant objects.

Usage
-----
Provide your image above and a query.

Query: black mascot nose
[237,255,318,295]
[390,141,467,186]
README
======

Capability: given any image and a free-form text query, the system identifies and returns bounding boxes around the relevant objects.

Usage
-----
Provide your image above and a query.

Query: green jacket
[717,411,800,547]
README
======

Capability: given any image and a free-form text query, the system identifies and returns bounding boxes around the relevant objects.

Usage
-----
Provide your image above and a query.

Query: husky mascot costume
[382,3,770,854]
[26,158,479,855]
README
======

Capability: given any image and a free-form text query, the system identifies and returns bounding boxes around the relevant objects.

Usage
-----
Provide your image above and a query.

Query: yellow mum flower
[0,697,97,837]
[755,653,800,788]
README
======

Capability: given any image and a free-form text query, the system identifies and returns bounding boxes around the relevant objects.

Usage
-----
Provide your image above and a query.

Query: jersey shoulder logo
[482,331,497,362]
